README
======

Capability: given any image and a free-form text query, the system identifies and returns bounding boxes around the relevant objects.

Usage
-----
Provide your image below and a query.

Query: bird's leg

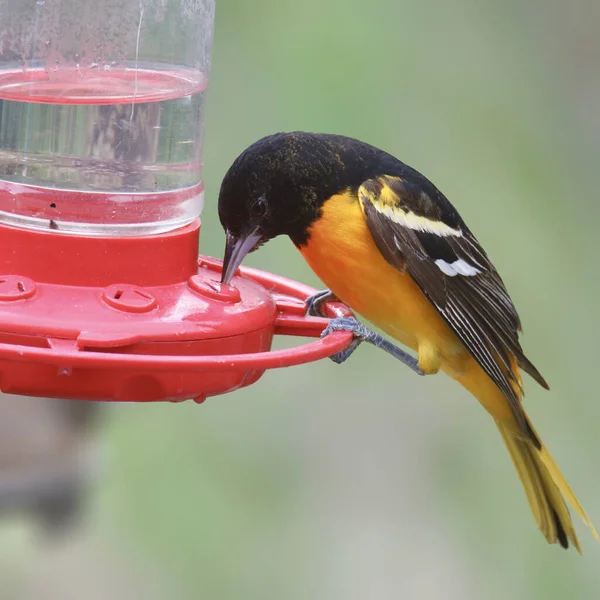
[305,289,339,317]
[321,316,425,376]
[307,292,424,376]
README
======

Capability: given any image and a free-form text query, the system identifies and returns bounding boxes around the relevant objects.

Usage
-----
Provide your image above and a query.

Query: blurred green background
[3,0,600,598]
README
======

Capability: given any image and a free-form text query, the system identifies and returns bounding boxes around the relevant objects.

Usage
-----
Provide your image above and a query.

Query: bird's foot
[305,289,339,317]
[321,316,425,375]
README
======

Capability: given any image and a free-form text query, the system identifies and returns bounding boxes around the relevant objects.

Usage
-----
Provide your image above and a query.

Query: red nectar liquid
[0,64,207,235]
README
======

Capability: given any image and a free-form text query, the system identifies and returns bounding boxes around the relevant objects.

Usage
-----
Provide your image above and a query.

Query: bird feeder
[0,0,352,403]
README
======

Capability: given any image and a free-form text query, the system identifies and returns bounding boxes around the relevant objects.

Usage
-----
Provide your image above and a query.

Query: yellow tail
[496,419,598,552]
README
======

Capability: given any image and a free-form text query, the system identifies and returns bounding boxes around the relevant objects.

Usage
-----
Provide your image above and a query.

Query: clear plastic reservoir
[0,0,215,236]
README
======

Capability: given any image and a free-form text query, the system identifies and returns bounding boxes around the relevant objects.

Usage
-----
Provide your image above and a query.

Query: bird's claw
[321,316,372,341]
[321,316,425,375]
[305,289,339,317]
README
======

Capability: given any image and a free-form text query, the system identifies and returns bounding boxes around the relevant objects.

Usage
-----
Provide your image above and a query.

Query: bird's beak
[221,229,262,285]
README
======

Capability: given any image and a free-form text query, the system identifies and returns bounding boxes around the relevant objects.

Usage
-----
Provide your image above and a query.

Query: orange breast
[299,192,466,365]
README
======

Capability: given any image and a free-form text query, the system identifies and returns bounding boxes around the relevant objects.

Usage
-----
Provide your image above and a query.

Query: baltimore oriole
[217,131,597,551]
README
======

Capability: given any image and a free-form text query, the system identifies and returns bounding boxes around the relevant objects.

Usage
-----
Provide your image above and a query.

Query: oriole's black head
[218,131,401,283]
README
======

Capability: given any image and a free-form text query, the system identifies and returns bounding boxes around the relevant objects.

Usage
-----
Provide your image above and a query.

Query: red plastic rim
[0,257,353,373]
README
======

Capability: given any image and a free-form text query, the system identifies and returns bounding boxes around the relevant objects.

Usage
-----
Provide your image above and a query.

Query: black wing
[359,175,548,444]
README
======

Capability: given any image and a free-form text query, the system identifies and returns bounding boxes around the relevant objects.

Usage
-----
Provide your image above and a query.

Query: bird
[217,131,597,551]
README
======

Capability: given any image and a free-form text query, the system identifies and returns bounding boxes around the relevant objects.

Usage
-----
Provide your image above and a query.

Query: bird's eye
[250,196,267,218]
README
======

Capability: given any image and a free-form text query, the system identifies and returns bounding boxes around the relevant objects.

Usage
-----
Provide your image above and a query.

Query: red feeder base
[0,220,352,402]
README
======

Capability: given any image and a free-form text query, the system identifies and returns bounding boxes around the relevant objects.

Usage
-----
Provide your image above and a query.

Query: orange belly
[299,192,466,368]
[298,192,516,422]
[300,192,521,424]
